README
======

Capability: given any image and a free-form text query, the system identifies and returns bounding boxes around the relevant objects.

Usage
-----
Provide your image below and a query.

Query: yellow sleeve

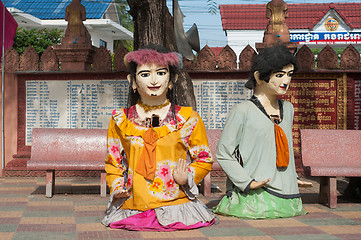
[105,116,126,194]
[187,112,213,185]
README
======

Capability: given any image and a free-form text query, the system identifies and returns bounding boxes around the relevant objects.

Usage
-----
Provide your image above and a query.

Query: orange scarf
[274,124,289,168]
[136,129,158,180]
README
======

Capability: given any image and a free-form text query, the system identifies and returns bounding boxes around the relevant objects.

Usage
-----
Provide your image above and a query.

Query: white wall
[226,30,264,57]
[313,9,350,32]
[89,31,115,53]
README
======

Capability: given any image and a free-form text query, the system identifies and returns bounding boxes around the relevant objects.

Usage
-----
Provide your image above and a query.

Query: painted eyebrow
[274,70,294,74]
[137,68,168,75]
[137,70,150,75]
[156,67,168,71]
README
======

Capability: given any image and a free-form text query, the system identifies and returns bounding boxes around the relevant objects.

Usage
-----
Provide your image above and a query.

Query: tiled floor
[0,177,360,240]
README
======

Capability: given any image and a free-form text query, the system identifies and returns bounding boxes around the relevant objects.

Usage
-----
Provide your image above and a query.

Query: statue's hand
[250,178,271,189]
[173,159,188,186]
[297,179,313,188]
[113,189,129,199]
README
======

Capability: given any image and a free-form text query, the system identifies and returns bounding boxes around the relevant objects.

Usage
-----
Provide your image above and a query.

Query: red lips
[148,86,161,90]
[279,84,287,90]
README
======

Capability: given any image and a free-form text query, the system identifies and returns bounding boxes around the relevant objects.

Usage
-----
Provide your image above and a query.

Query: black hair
[245,45,298,90]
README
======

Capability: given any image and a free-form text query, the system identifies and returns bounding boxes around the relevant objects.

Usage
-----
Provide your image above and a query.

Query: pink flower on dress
[112,109,117,115]
[160,167,169,177]
[183,136,191,145]
[109,143,121,162]
[169,119,176,126]
[157,164,171,181]
[166,179,174,187]
[110,145,119,154]
[127,174,133,188]
[197,151,209,161]
[115,156,122,165]
[107,155,122,169]
[165,178,176,191]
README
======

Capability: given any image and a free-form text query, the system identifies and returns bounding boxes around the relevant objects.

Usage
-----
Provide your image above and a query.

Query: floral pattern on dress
[189,145,212,163]
[149,177,163,192]
[125,169,134,190]
[107,137,124,168]
[112,109,124,123]
[129,136,144,146]
[112,177,125,193]
[148,160,179,199]
[180,117,198,147]
[112,169,133,193]
[188,166,196,176]
[162,106,185,132]
[157,164,172,181]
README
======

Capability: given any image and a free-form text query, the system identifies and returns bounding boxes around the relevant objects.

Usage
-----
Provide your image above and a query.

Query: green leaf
[207,0,217,15]
[13,27,63,55]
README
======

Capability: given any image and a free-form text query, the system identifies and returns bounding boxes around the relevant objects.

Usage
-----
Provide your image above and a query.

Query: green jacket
[216,100,300,198]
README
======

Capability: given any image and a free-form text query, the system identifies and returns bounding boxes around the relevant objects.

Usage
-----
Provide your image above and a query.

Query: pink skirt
[109,209,214,231]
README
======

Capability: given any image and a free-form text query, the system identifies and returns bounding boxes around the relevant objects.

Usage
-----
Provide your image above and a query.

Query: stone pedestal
[255,42,298,54]
[53,43,96,71]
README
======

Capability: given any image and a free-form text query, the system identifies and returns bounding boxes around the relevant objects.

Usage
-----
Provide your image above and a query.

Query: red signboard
[354,80,361,130]
[280,79,338,154]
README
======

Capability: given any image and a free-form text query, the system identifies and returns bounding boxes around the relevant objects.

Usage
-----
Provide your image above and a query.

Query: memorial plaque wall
[280,73,346,154]
[193,79,252,129]
[25,80,129,145]
[24,78,251,146]
[21,74,347,155]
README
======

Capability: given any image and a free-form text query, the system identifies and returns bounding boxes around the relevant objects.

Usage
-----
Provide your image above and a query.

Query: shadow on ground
[31,185,111,196]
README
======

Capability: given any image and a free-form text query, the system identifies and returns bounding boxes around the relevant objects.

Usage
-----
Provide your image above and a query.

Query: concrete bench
[27,128,222,197]
[202,129,223,196]
[27,128,107,198]
[300,129,361,208]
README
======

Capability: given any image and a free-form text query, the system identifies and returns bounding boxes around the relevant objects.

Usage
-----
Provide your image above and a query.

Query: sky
[166,0,360,48]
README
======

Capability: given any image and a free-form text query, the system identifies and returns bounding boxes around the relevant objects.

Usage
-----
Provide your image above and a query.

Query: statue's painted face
[266,63,294,95]
[133,63,171,100]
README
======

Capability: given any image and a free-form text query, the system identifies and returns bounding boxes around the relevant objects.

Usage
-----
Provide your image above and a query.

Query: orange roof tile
[220,3,361,30]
